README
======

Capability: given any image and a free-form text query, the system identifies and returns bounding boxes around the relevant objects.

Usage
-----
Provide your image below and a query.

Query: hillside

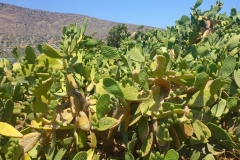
[0,3,157,57]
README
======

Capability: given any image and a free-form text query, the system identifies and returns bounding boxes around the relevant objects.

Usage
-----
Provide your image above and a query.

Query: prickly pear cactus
[0,0,240,159]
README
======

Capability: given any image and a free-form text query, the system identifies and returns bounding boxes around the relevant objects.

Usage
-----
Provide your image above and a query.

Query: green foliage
[0,0,240,159]
[106,23,129,48]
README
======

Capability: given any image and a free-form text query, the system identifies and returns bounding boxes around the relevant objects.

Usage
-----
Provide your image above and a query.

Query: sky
[0,0,240,29]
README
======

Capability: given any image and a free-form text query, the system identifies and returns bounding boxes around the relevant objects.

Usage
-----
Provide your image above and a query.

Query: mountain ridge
[0,3,158,57]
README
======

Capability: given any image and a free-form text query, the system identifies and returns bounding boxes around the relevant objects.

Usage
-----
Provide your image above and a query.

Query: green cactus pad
[226,97,237,110]
[25,45,37,64]
[72,151,87,160]
[19,64,35,77]
[192,120,211,143]
[138,69,149,91]
[138,117,149,142]
[230,7,237,16]
[221,56,236,79]
[129,107,142,126]
[156,126,168,146]
[41,43,62,58]
[193,0,202,9]
[156,30,164,43]
[101,45,119,59]
[84,49,95,60]
[194,72,209,91]
[96,79,109,95]
[103,78,123,97]
[31,100,48,114]
[96,94,110,119]
[139,86,160,115]
[77,130,87,148]
[120,84,142,101]
[226,35,240,50]
[125,152,134,160]
[54,148,67,160]
[203,154,215,160]
[137,132,153,157]
[211,99,226,117]
[12,82,22,102]
[191,108,212,123]
[69,38,77,53]
[150,48,163,60]
[121,55,132,71]
[190,150,201,160]
[207,63,218,77]
[191,45,198,59]
[4,99,14,122]
[209,78,222,95]
[207,123,237,149]
[93,117,118,131]
[128,132,137,153]
[188,89,218,108]
[167,37,176,49]
[197,46,209,56]
[127,47,145,62]
[173,44,181,58]
[32,78,53,96]
[84,39,98,47]
[164,149,179,160]
[38,54,63,70]
[233,69,240,88]
[12,47,21,62]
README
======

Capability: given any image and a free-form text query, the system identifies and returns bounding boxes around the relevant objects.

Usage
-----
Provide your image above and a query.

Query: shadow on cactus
[0,0,240,159]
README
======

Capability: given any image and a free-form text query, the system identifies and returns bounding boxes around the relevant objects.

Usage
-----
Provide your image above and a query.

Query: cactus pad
[138,117,149,142]
[194,72,209,90]
[32,78,53,96]
[138,69,149,91]
[103,78,123,97]
[164,149,179,160]
[207,123,237,149]
[93,117,118,131]
[72,151,87,160]
[234,69,240,88]
[211,99,226,117]
[101,45,119,59]
[221,56,236,79]
[137,132,153,157]
[192,120,211,143]
[127,47,145,62]
[188,89,218,108]
[41,43,62,58]
[0,122,23,138]
[25,45,37,64]
[96,94,110,119]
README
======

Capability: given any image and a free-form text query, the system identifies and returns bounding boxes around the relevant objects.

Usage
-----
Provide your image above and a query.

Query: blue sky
[0,0,240,28]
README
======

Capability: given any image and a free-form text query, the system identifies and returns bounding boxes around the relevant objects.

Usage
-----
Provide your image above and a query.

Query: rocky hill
[0,3,157,57]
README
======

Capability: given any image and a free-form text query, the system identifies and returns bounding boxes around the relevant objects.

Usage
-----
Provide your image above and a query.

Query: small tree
[106,24,128,48]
